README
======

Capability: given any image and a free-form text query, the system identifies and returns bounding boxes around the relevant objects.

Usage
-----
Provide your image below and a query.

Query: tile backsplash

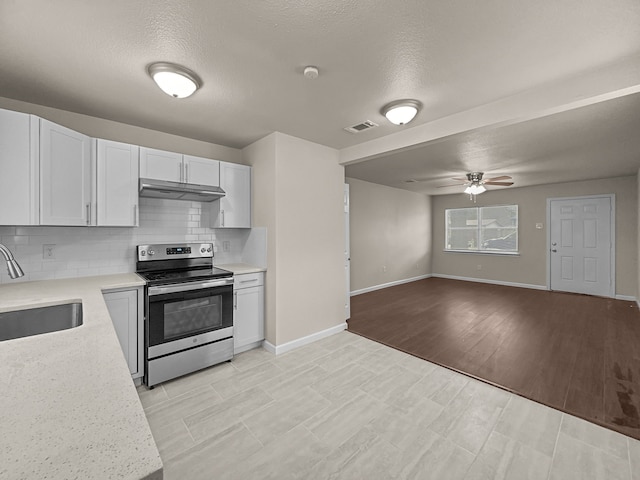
[0,198,266,284]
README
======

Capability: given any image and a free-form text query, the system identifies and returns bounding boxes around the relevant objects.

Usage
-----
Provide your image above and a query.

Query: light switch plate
[535,223,543,229]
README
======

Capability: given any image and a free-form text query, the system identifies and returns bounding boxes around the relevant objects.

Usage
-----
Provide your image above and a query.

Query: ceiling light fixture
[464,172,487,202]
[303,66,319,79]
[148,62,202,98]
[464,184,486,195]
[381,99,422,125]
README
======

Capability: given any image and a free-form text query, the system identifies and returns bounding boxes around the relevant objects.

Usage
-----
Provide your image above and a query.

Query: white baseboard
[263,322,347,355]
[431,273,547,291]
[350,274,432,297]
[615,294,637,301]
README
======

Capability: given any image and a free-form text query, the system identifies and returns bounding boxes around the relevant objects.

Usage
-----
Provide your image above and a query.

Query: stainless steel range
[136,243,234,387]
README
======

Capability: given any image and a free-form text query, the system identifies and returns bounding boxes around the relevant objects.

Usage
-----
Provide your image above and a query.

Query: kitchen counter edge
[0,273,163,480]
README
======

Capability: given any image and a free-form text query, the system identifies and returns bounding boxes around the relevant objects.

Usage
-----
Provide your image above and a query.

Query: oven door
[146,278,233,359]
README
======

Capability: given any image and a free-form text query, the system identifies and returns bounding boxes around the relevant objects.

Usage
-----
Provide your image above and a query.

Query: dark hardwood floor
[347,277,640,439]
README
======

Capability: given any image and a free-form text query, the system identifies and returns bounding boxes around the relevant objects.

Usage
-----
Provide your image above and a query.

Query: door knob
[552,242,557,246]
[551,249,557,253]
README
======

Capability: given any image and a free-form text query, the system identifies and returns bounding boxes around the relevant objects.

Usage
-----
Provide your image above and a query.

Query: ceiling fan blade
[484,175,512,182]
[437,183,467,188]
[484,181,514,186]
[451,177,468,181]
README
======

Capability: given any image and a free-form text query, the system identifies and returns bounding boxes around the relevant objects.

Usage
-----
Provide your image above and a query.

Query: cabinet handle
[86,203,91,225]
[185,163,189,183]
[233,291,238,310]
[240,279,258,284]
[221,209,225,227]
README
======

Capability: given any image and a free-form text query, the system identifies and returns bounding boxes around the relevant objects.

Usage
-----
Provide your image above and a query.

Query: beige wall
[638,170,640,303]
[432,176,638,297]
[243,134,277,342]
[245,133,345,346]
[346,178,431,292]
[0,96,242,164]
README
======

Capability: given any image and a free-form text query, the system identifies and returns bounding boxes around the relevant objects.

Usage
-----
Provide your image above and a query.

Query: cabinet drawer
[234,272,264,289]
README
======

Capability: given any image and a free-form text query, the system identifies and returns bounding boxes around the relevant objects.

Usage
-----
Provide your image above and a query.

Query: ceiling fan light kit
[435,172,514,201]
[148,62,202,98]
[381,99,422,125]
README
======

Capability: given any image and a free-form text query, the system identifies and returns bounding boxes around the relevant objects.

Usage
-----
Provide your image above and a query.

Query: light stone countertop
[0,274,163,480]
[217,263,266,275]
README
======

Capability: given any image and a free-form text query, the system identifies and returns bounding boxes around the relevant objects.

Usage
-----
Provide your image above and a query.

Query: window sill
[443,249,520,257]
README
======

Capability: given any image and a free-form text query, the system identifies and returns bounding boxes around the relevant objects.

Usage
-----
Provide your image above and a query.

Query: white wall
[346,178,431,293]
[244,132,345,347]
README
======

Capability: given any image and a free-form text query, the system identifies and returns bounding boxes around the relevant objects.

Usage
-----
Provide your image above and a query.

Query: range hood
[139,178,226,202]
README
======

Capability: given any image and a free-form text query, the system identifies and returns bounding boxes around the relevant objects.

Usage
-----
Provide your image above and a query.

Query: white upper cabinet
[0,109,39,225]
[213,162,251,228]
[140,148,220,187]
[40,119,92,226]
[95,139,139,226]
[183,155,220,187]
[139,147,183,183]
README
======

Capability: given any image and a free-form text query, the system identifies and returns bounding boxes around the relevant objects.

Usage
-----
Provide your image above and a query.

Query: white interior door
[344,183,351,320]
[549,195,613,297]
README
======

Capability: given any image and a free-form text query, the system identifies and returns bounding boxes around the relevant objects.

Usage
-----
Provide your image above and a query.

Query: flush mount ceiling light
[381,99,422,125]
[148,62,202,98]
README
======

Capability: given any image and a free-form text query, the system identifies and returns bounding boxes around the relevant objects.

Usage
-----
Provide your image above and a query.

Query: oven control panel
[167,247,191,255]
[137,243,213,261]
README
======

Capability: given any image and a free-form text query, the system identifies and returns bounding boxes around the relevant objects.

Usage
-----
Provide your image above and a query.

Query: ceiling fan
[437,172,514,201]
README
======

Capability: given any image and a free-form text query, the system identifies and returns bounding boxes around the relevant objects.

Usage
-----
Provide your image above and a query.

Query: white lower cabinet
[103,287,144,379]
[233,272,265,354]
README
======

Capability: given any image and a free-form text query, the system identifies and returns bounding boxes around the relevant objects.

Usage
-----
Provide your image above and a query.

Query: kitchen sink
[0,302,83,341]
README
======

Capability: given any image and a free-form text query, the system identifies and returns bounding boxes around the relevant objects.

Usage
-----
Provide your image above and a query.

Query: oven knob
[207,247,212,252]
[148,250,155,256]
[140,250,146,256]
[201,247,206,253]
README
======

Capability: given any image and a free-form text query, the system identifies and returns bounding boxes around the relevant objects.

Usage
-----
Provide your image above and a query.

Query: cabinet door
[214,163,251,228]
[183,155,220,187]
[139,147,183,182]
[0,109,39,225]
[234,285,264,352]
[96,139,139,226]
[40,119,92,225]
[104,289,139,375]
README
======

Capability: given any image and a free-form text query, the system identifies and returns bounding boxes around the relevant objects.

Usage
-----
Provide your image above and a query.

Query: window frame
[444,204,519,255]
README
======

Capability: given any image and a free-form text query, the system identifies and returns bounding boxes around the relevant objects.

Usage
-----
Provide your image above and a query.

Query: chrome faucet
[0,243,24,279]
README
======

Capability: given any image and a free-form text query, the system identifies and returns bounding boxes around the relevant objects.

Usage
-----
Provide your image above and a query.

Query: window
[445,205,518,253]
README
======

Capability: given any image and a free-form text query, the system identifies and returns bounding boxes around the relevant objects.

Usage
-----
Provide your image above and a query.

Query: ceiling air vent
[344,120,379,134]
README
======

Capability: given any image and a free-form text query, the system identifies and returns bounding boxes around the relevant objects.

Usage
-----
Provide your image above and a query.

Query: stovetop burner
[137,266,232,286]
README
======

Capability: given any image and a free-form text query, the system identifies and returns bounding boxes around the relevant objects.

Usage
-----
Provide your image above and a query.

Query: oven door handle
[148,278,234,296]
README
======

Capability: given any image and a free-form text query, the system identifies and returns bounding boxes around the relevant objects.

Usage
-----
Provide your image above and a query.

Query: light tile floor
[137,331,640,480]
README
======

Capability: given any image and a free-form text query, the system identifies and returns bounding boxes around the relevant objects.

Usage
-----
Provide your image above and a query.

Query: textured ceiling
[0,1,639,191]
[345,93,640,194]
